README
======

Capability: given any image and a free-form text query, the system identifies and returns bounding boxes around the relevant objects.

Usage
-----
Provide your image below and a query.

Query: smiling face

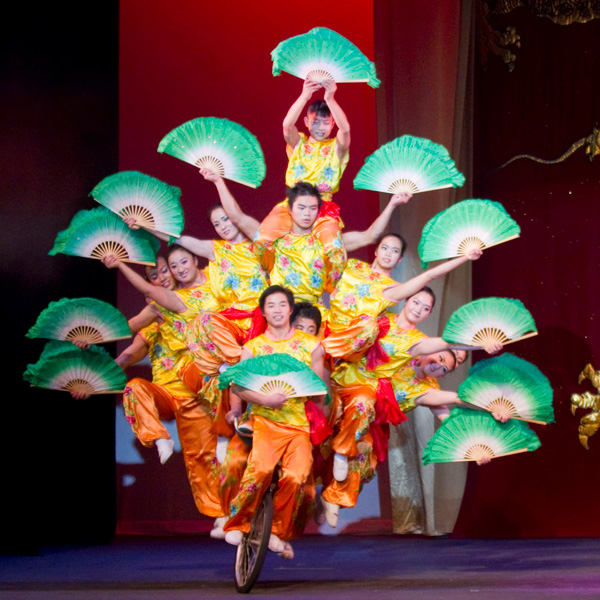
[211,206,240,241]
[374,235,404,271]
[262,292,293,328]
[419,350,457,378]
[168,248,199,286]
[304,112,335,141]
[403,290,434,325]
[289,194,320,232]
[145,256,177,290]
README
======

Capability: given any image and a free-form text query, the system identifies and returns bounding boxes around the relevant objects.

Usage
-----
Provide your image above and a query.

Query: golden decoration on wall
[498,127,600,169]
[570,364,600,449]
[478,1,600,70]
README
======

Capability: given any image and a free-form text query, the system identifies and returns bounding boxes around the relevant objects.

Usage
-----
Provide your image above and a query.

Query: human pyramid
[25,28,551,562]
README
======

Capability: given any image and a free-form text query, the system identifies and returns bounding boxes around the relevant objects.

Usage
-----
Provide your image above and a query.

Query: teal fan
[271,27,380,88]
[353,135,465,194]
[90,171,184,238]
[418,199,521,269]
[458,354,554,425]
[422,407,541,464]
[157,117,266,188]
[23,341,126,395]
[442,297,537,348]
[219,353,327,398]
[26,297,131,345]
[49,207,160,265]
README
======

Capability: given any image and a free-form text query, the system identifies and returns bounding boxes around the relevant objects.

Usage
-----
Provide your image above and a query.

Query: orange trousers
[123,378,224,518]
[224,416,315,541]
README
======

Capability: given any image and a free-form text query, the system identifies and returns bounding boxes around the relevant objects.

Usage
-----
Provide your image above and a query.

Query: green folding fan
[157,117,266,188]
[458,354,554,425]
[353,135,465,194]
[90,171,184,238]
[422,407,541,464]
[49,207,160,266]
[26,297,131,345]
[271,27,380,88]
[23,341,126,395]
[442,297,538,348]
[418,199,521,269]
[219,353,327,398]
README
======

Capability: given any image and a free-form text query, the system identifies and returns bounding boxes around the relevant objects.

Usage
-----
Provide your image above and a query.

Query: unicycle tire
[234,490,274,593]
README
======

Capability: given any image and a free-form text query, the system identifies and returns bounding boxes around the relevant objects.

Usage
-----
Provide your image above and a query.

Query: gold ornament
[570,364,600,449]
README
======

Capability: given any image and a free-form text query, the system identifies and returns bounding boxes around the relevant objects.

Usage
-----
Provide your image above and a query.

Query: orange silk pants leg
[224,417,313,541]
[218,433,251,515]
[254,200,292,245]
[322,431,377,508]
[174,394,224,518]
[122,378,177,446]
[331,385,377,458]
[185,312,245,376]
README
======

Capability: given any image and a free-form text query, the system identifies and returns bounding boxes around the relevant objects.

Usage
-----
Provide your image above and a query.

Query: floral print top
[332,319,427,388]
[208,239,269,313]
[269,231,344,302]
[154,275,220,353]
[390,362,440,414]
[327,259,398,330]
[244,329,320,428]
[285,132,348,200]
[137,322,192,397]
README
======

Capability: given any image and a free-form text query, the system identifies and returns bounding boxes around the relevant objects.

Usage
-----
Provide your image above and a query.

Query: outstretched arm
[282,79,321,148]
[121,216,215,261]
[342,192,412,252]
[322,79,350,160]
[409,337,504,358]
[128,304,158,333]
[383,248,482,303]
[116,334,150,370]
[200,168,260,240]
[102,255,186,313]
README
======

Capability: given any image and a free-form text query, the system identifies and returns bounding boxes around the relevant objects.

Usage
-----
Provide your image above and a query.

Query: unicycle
[232,418,278,593]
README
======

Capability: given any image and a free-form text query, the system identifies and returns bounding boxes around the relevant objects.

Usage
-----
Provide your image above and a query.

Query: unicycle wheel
[234,491,273,593]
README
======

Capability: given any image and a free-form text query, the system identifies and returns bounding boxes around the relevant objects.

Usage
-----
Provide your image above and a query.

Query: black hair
[208,203,224,221]
[379,232,408,258]
[258,285,295,314]
[291,301,322,332]
[307,100,331,119]
[406,285,436,309]
[286,181,323,210]
[446,349,458,372]
[166,244,197,262]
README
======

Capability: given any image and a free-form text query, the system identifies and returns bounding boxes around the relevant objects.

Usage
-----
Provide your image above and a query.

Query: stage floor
[1,535,599,599]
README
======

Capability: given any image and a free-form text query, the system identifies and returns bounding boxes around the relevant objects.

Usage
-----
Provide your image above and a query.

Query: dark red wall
[454,10,600,537]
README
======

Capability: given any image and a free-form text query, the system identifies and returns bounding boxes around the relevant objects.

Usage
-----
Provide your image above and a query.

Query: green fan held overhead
[354,135,465,195]
[418,199,521,269]
[442,297,538,349]
[157,117,266,188]
[422,407,541,464]
[458,353,554,425]
[26,297,131,345]
[23,341,126,396]
[90,171,184,238]
[49,207,160,266]
[219,353,327,398]
[271,27,380,88]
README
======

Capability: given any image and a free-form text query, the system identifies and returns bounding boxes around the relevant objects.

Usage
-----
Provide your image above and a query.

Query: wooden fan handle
[502,331,539,345]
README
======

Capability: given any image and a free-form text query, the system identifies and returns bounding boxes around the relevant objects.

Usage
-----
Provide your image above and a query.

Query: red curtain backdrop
[454,9,600,537]
[118,0,378,533]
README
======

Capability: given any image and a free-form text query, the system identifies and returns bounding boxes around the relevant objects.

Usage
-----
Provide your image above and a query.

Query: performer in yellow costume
[223,286,325,560]
[256,78,351,256]
[266,182,412,311]
[101,246,225,521]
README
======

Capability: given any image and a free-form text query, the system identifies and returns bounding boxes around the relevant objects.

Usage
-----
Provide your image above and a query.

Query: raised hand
[199,167,221,183]
[101,254,120,269]
[465,247,483,261]
[302,78,322,98]
[122,216,139,230]
[321,78,337,100]
[390,191,412,206]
